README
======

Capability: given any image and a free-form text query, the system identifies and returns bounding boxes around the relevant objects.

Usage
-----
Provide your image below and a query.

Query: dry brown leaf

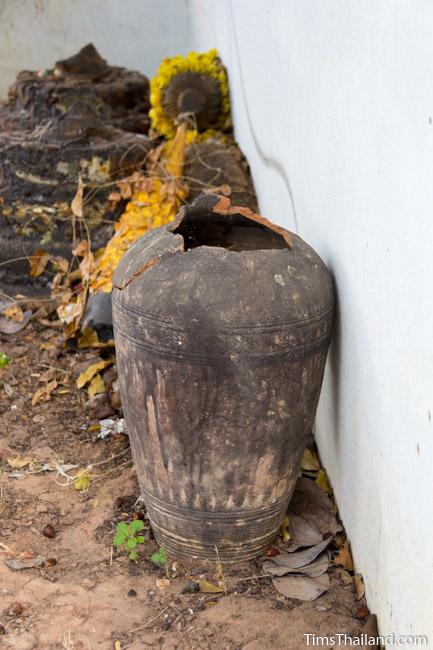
[32,379,57,405]
[333,541,354,571]
[73,239,90,258]
[52,257,69,273]
[289,477,342,536]
[285,514,323,552]
[7,456,33,469]
[198,579,224,594]
[337,568,354,586]
[0,308,32,334]
[71,175,84,218]
[5,555,45,571]
[78,328,100,349]
[3,304,24,322]
[263,537,332,572]
[77,360,112,389]
[301,448,321,472]
[315,468,331,493]
[279,515,291,542]
[78,327,114,349]
[118,180,132,199]
[354,573,365,600]
[73,469,92,492]
[73,240,94,281]
[263,551,330,578]
[272,573,330,601]
[155,578,170,589]
[88,374,105,398]
[29,249,50,277]
[40,341,55,351]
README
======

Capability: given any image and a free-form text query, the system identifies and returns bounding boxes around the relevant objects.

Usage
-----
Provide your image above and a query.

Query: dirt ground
[0,318,369,650]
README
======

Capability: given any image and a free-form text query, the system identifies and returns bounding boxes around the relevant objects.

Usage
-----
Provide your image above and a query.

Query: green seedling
[151,546,169,577]
[0,353,10,368]
[113,520,145,560]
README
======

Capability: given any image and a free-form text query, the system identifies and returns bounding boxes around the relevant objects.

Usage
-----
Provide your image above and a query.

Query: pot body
[112,195,334,562]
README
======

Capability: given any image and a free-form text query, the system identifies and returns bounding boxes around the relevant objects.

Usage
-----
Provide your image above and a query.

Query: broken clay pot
[112,194,334,562]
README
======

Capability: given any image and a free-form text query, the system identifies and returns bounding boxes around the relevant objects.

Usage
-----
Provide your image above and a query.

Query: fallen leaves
[3,304,24,321]
[198,579,225,594]
[301,448,321,472]
[315,468,331,493]
[7,456,33,469]
[263,537,332,574]
[76,359,112,389]
[78,327,114,349]
[71,174,84,218]
[272,573,330,601]
[73,469,92,492]
[279,515,291,542]
[4,555,46,571]
[354,573,365,600]
[333,540,354,571]
[87,373,105,398]
[32,379,57,405]
[263,530,332,601]
[155,578,171,589]
[285,514,323,552]
[29,249,50,277]
[0,305,32,334]
[289,477,342,537]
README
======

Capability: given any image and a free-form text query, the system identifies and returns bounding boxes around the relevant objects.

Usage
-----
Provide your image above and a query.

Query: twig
[37,363,69,375]
[0,541,17,555]
[128,607,169,634]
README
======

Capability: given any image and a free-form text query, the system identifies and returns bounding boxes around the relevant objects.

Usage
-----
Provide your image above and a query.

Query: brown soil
[0,320,366,650]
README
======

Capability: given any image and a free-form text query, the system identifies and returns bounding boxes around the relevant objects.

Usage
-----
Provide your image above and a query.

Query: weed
[0,353,10,368]
[113,520,145,560]
[151,546,169,577]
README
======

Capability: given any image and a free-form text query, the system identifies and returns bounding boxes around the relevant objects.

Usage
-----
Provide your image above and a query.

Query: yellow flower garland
[149,49,230,139]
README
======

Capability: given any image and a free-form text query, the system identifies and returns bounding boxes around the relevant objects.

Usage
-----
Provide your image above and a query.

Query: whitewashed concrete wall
[190,0,433,644]
[1,0,431,643]
[0,0,191,99]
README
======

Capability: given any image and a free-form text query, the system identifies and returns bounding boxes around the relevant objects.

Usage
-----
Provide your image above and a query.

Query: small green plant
[151,546,169,577]
[113,520,145,560]
[0,353,10,368]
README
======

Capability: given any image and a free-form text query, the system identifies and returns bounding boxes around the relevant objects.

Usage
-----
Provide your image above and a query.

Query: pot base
[144,489,289,563]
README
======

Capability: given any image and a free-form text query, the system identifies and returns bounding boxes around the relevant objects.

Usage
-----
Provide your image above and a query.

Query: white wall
[190,0,433,644]
[0,0,192,99]
[1,0,431,643]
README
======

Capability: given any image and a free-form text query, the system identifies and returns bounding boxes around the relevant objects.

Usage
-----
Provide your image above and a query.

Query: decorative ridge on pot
[112,194,334,563]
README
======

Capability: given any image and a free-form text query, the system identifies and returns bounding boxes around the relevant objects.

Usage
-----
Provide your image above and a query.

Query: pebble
[84,394,115,420]
[81,578,96,589]
[42,524,56,539]
[315,603,332,612]
[7,602,24,616]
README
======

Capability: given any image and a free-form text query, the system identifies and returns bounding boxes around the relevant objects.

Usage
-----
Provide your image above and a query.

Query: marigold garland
[149,49,230,139]
[89,125,188,294]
